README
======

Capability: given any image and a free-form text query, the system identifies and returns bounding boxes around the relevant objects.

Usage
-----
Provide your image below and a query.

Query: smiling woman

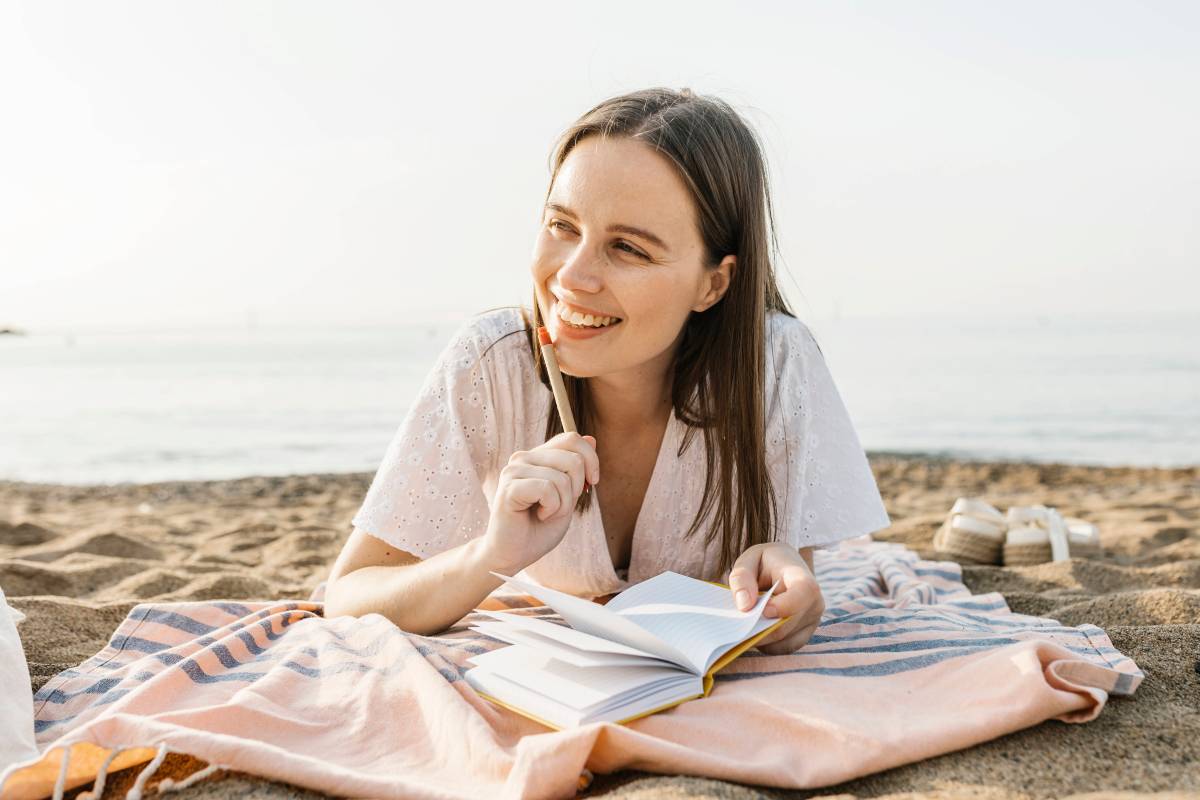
[325,88,889,654]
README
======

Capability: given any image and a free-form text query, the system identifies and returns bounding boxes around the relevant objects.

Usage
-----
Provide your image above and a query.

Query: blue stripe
[141,609,217,636]
[806,636,1025,656]
[214,602,254,616]
[114,636,170,655]
[282,660,321,678]
[914,567,962,581]
[807,624,1040,644]
[235,629,268,656]
[941,599,1009,612]
[179,657,268,685]
[209,643,243,669]
[34,677,123,705]
[720,646,987,679]
[828,609,1059,630]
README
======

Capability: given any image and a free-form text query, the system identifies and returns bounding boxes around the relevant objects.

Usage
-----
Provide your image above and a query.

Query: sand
[2,457,1197,799]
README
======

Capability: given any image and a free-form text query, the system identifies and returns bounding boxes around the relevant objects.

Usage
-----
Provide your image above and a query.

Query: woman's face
[531,136,733,380]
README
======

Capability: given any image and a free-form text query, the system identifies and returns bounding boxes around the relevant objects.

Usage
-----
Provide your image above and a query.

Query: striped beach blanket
[1,538,1142,799]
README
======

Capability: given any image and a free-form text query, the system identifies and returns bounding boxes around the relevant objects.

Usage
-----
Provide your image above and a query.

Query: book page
[469,621,677,669]
[467,643,691,713]
[489,572,694,670]
[606,571,781,673]
[474,610,675,663]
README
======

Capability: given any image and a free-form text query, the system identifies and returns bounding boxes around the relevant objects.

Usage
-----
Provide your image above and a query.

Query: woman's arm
[324,527,522,635]
[326,431,599,635]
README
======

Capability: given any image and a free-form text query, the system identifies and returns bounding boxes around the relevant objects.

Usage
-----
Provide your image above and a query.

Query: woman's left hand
[727,542,825,655]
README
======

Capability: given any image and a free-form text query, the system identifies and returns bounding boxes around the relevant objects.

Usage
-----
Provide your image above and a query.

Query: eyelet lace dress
[352,308,890,600]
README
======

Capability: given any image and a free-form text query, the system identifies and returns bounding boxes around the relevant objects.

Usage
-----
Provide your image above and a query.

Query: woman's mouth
[552,302,623,339]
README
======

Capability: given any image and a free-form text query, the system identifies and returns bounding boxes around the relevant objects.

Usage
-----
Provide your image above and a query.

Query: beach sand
[2,456,1197,798]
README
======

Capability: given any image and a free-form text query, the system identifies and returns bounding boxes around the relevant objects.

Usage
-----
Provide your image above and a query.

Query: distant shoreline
[0,453,1195,491]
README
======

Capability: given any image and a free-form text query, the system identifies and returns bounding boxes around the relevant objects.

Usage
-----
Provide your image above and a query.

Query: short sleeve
[351,318,504,559]
[765,314,890,549]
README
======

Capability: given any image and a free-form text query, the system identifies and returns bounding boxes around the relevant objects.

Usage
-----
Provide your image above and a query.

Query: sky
[1,0,1197,331]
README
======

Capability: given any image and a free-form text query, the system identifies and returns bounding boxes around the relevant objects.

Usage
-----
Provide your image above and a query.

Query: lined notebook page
[606,571,781,673]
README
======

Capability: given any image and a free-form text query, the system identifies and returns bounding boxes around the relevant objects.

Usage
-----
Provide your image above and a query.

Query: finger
[506,465,571,520]
[506,477,561,520]
[524,465,573,520]
[728,547,764,611]
[751,614,799,648]
[581,435,599,485]
[545,432,600,487]
[758,620,820,656]
[521,447,586,498]
[763,565,822,620]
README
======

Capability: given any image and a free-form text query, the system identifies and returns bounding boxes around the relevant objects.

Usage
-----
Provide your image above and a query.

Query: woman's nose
[556,242,605,292]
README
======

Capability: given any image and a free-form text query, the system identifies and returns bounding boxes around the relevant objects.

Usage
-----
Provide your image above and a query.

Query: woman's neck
[587,347,675,434]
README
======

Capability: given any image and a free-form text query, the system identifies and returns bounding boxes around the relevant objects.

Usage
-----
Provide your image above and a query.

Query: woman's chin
[556,362,598,379]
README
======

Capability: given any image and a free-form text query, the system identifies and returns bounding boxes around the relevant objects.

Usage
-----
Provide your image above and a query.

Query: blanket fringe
[77,746,128,800]
[158,762,222,793]
[51,746,71,800]
[125,742,168,800]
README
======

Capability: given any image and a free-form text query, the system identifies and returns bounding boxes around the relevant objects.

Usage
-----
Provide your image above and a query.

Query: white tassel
[77,747,127,800]
[51,745,71,800]
[125,743,168,800]
[157,763,221,793]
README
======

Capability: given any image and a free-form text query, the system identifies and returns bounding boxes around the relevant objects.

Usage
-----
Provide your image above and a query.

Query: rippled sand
[2,457,1197,798]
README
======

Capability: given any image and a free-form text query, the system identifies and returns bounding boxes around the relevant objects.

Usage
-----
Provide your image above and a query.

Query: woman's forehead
[550,138,695,236]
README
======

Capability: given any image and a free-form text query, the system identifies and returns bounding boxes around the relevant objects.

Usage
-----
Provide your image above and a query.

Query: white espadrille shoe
[1003,505,1073,565]
[1063,517,1102,558]
[933,498,1007,565]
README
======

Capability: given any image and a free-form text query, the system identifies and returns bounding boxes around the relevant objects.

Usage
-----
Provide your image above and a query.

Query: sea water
[0,312,1195,484]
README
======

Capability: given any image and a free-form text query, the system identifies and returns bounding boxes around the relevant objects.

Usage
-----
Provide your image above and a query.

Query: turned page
[491,570,778,675]
[490,572,695,668]
[605,571,781,674]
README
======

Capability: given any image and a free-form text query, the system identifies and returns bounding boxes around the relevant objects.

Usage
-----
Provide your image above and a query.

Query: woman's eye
[547,221,647,259]
[615,242,648,259]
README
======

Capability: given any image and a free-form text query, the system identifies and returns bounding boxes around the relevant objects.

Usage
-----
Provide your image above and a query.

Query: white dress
[352,307,890,600]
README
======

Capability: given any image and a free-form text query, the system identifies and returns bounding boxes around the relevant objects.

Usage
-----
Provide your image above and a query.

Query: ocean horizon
[2,311,1196,485]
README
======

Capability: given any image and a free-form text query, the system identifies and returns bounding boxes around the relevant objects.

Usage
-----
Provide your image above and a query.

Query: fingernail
[736,589,749,610]
[764,604,776,618]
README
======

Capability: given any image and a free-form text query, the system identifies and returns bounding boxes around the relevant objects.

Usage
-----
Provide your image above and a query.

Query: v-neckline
[592,407,679,586]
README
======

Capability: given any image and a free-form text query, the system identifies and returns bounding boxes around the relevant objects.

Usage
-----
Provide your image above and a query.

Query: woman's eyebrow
[544,202,671,253]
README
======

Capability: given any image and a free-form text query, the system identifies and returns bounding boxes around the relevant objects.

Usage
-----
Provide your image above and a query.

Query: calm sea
[1,313,1196,484]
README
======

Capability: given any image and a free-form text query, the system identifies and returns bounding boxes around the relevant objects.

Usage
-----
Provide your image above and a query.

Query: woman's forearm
[324,537,519,635]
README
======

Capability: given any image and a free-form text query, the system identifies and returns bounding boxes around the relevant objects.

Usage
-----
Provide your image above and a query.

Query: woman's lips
[554,317,621,340]
[549,300,622,342]
[549,302,624,340]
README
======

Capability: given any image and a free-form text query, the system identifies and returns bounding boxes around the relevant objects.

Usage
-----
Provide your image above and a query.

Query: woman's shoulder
[443,306,536,364]
[436,307,535,381]
[765,309,821,361]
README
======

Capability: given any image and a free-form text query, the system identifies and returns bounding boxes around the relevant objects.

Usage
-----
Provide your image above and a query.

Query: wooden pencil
[537,326,589,493]
[537,326,576,432]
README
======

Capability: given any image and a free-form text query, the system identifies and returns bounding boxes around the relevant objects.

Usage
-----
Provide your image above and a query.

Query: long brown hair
[516,87,796,579]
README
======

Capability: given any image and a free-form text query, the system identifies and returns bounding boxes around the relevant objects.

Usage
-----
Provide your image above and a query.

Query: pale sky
[2,0,1197,331]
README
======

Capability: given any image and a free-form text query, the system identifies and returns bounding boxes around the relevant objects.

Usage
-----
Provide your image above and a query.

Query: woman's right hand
[481,431,599,574]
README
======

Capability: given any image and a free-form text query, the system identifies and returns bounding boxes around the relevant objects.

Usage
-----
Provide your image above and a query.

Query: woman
[325,88,889,655]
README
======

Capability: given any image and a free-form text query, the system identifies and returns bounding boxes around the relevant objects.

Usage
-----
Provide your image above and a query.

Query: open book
[463,570,787,730]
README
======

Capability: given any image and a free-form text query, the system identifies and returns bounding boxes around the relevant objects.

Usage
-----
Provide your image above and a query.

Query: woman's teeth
[557,306,620,328]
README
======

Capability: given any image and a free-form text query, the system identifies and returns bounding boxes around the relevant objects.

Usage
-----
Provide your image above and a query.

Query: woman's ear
[692,255,736,312]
